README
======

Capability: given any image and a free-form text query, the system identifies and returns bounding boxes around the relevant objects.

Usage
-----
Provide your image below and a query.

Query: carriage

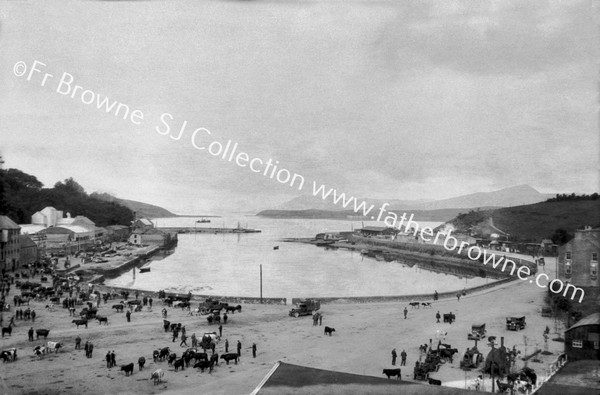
[467,323,486,340]
[506,316,526,331]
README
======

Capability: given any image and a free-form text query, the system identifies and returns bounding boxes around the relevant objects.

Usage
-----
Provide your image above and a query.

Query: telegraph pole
[260,264,263,304]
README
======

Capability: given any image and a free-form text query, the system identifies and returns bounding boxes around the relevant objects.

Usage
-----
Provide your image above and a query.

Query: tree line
[0,157,134,227]
[546,193,599,202]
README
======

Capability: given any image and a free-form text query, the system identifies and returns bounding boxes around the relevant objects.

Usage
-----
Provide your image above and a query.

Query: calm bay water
[105,216,491,297]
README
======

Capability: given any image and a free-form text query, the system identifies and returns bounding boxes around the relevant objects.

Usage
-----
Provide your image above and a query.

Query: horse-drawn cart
[467,323,486,340]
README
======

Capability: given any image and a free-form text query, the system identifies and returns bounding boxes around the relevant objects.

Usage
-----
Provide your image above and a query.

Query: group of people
[105,350,117,367]
[391,348,407,366]
[15,307,35,321]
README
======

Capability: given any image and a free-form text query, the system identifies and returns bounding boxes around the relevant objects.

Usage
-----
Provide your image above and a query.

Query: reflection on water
[106,217,491,297]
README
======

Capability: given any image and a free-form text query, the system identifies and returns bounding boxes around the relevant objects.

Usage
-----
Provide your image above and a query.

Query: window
[566,251,572,260]
[593,252,598,262]
[565,262,572,276]
[592,262,598,278]
[572,340,583,348]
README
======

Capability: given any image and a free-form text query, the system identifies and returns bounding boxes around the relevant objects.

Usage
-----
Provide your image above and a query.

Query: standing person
[106,351,111,368]
[28,327,34,341]
[126,310,131,322]
[84,341,89,358]
[218,325,222,338]
[172,329,177,343]
[88,342,93,358]
[135,290,139,300]
[225,339,229,353]
[75,335,81,349]
[149,297,153,308]
[181,326,186,337]
[191,333,197,348]
[162,308,167,318]
[110,350,116,368]
[400,349,407,366]
[180,333,188,347]
[223,313,228,324]
[436,311,441,323]
[434,290,438,301]
[403,307,408,319]
[211,341,216,355]
[456,292,461,301]
[319,313,323,326]
[237,340,241,356]
[31,310,36,322]
[391,348,397,365]
[252,343,257,358]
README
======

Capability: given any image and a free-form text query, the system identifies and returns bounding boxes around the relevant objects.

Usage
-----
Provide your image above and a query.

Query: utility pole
[260,264,263,304]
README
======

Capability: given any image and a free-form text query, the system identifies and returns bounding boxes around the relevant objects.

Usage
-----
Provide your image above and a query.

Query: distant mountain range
[91,193,176,218]
[271,184,554,212]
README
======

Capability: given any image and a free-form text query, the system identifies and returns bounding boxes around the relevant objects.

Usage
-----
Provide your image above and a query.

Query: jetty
[155,226,261,234]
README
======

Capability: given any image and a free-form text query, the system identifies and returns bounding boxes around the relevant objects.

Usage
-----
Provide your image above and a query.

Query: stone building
[557,226,599,289]
[0,215,21,272]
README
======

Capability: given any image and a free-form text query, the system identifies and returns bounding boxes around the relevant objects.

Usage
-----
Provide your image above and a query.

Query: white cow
[47,341,62,353]
[151,368,164,385]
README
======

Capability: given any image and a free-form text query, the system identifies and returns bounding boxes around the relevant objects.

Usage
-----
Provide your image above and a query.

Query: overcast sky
[1,0,598,214]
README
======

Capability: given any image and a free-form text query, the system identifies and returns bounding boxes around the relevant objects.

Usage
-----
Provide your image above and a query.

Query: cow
[324,326,335,336]
[36,329,50,339]
[168,353,177,366]
[138,356,146,371]
[193,359,214,373]
[151,368,164,385]
[0,348,17,362]
[120,362,134,376]
[439,348,459,363]
[193,352,208,362]
[383,368,401,379]
[159,347,170,361]
[112,304,124,312]
[96,316,108,325]
[220,353,239,365]
[428,378,442,385]
[225,305,242,314]
[34,345,48,359]
[163,320,171,333]
[409,302,420,309]
[174,358,185,372]
[72,319,88,329]
[47,341,62,353]
[1,325,12,337]
[421,302,432,308]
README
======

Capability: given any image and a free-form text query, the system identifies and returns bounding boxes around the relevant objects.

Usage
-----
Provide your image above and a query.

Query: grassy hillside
[492,200,600,241]
[443,200,600,242]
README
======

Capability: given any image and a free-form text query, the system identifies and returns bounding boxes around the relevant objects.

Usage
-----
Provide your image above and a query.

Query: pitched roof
[566,312,600,332]
[0,216,20,229]
[253,362,485,395]
[18,235,37,248]
[360,226,394,232]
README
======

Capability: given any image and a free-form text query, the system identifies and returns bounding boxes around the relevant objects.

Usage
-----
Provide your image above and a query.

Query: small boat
[196,218,211,223]
[139,263,151,273]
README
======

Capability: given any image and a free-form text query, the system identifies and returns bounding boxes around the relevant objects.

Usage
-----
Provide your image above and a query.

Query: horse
[1,322,13,337]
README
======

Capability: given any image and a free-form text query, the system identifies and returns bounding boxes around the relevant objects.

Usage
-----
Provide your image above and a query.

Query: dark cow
[168,353,177,366]
[112,304,124,312]
[138,356,146,371]
[324,326,335,336]
[220,353,239,365]
[72,319,88,329]
[163,320,170,333]
[428,378,442,385]
[1,325,12,337]
[36,329,50,339]
[382,368,401,379]
[443,313,456,323]
[159,347,170,361]
[225,305,242,314]
[409,302,420,309]
[96,316,108,325]
[120,363,134,376]
[193,359,214,373]
[193,352,208,362]
[174,358,185,372]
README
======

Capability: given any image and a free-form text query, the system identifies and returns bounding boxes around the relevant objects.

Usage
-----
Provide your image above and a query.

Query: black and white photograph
[0,1,598,394]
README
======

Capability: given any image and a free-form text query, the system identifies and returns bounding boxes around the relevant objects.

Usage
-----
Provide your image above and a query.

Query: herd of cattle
[0,270,253,389]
